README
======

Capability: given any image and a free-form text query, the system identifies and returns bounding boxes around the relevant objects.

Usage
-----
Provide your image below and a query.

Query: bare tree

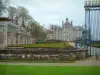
[7,6,17,22]
[0,0,9,16]
[7,6,32,27]
[7,5,46,40]
[17,6,29,27]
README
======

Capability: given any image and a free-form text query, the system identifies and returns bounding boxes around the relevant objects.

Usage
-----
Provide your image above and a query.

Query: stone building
[62,18,74,41]
[0,17,33,49]
[47,30,54,40]
[73,26,83,40]
[47,18,83,41]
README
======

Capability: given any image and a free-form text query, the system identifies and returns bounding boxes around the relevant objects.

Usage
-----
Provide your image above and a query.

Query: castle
[47,18,83,41]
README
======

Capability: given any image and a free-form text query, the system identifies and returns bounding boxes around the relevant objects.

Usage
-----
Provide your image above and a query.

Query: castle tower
[71,20,73,27]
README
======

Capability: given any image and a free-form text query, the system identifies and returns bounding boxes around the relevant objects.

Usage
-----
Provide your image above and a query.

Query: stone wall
[0,51,87,61]
[0,48,88,60]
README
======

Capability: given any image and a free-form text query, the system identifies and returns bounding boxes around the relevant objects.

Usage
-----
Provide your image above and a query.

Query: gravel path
[0,57,100,66]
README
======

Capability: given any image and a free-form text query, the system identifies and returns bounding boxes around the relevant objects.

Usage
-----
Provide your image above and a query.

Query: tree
[7,6,33,27]
[39,25,47,40]
[17,6,29,27]
[29,22,41,39]
[7,5,46,40]
[24,14,33,26]
[0,0,9,16]
[7,6,17,22]
[26,21,46,40]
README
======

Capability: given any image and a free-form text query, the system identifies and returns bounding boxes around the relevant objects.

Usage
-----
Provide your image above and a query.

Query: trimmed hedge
[36,40,64,44]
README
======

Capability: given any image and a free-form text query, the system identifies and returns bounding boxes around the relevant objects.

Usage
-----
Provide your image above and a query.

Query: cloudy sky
[10,0,85,28]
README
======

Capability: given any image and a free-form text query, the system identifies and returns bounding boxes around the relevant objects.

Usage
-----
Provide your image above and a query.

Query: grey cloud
[10,0,85,26]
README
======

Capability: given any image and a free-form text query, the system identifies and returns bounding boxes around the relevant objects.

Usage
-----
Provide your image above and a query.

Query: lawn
[24,43,67,48]
[91,41,100,48]
[91,44,100,48]
[8,42,74,48]
[0,65,100,75]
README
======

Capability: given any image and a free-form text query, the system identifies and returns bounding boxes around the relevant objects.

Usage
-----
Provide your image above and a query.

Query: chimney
[62,21,64,25]
[71,20,73,26]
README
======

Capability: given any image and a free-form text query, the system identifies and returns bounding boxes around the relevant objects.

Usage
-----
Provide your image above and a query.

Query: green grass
[24,43,66,48]
[0,65,100,75]
[91,41,100,48]
[91,44,100,48]
[8,43,74,48]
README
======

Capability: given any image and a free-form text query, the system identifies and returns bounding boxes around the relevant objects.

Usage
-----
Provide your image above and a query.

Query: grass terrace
[7,42,74,49]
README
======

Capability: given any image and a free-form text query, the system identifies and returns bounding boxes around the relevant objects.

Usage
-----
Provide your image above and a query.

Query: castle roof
[74,26,83,31]
[47,30,54,34]
[62,18,73,28]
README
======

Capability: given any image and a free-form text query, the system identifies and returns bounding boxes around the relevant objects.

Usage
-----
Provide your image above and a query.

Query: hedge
[36,40,64,44]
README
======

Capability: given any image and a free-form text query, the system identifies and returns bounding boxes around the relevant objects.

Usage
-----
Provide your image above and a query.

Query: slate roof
[74,26,83,31]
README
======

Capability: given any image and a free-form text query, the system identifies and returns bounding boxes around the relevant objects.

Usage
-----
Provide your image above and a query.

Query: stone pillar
[13,33,16,45]
[22,36,23,44]
[26,36,28,44]
[18,34,20,45]
[7,32,11,45]
[10,33,13,45]
[19,35,22,44]
[76,52,86,60]
[80,52,86,59]
[28,37,30,44]
[25,36,27,44]
[3,22,8,48]
[21,35,23,44]
[16,33,19,45]
[68,53,76,61]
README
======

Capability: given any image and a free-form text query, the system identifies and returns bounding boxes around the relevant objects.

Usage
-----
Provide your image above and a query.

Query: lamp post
[88,9,92,56]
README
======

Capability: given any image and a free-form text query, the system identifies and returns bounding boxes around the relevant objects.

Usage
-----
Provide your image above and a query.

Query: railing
[88,47,100,56]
